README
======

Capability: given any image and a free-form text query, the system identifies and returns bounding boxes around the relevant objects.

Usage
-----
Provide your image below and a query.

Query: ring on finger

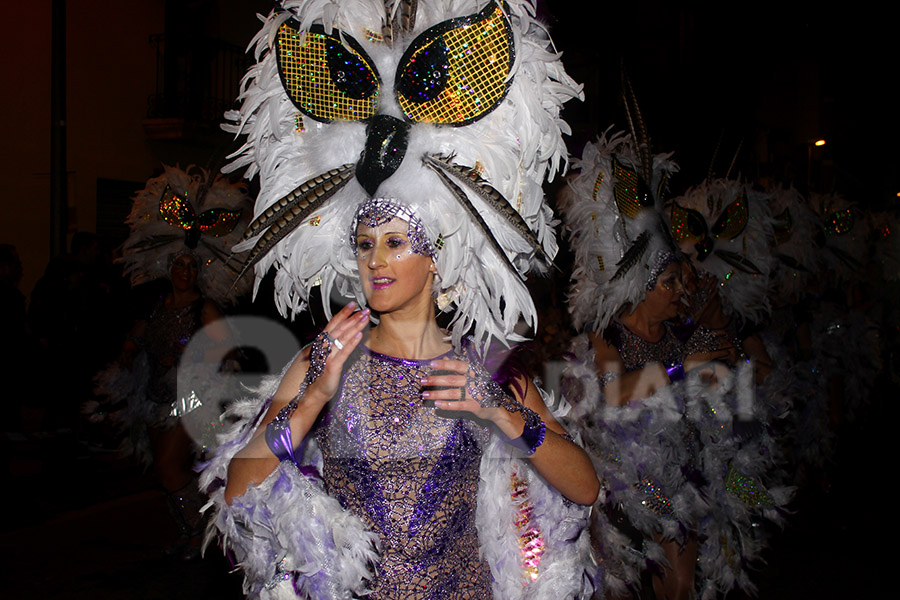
[332,337,345,351]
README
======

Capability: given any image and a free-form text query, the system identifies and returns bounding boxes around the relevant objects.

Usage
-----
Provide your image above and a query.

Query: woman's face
[355,217,435,314]
[642,262,684,321]
[169,254,199,291]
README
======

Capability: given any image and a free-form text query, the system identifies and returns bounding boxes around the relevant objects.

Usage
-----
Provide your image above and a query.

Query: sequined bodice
[143,298,202,404]
[609,321,718,371]
[315,347,493,599]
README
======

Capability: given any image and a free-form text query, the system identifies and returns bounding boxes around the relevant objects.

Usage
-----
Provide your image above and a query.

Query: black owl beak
[694,237,713,261]
[184,228,200,249]
[356,114,410,196]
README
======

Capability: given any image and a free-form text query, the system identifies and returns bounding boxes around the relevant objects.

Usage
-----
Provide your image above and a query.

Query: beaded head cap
[559,129,680,333]
[226,0,582,351]
[349,197,437,258]
[667,178,776,324]
[121,164,252,305]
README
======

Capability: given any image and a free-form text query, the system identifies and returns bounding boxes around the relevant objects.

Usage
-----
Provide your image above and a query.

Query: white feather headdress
[667,179,776,325]
[768,185,822,302]
[809,192,868,285]
[559,129,679,332]
[224,0,582,351]
[121,164,252,304]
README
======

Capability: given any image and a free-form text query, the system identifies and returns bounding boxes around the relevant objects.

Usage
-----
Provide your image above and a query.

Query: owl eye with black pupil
[397,38,449,103]
[276,21,380,122]
[687,211,706,237]
[326,38,378,100]
[395,1,514,126]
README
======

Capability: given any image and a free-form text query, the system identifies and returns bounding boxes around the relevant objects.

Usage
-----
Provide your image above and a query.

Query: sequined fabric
[143,298,203,421]
[608,321,719,372]
[314,347,494,599]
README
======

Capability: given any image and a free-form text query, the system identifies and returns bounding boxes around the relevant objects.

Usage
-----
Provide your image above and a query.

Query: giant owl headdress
[225,0,582,350]
[559,128,679,333]
[121,164,252,305]
[668,179,776,325]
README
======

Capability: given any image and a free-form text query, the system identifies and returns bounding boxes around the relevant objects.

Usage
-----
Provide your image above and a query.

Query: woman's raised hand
[419,358,512,430]
[304,302,370,406]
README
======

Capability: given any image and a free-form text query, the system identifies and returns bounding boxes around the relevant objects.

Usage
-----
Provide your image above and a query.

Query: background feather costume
[559,133,792,598]
[95,164,252,465]
[202,1,595,597]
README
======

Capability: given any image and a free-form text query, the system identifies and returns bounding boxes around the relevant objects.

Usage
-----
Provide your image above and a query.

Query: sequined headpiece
[167,248,200,271]
[349,198,438,258]
[767,186,822,301]
[646,250,678,291]
[120,165,252,305]
[560,129,680,332]
[227,0,582,350]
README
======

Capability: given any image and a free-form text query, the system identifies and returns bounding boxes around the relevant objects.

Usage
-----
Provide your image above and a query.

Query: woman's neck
[367,303,449,360]
[168,288,201,309]
[618,307,665,343]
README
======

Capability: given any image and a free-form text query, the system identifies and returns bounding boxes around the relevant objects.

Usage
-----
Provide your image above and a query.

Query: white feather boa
[201,362,595,599]
[562,334,794,597]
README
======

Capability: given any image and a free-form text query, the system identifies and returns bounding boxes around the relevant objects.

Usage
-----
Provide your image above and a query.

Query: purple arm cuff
[666,363,685,382]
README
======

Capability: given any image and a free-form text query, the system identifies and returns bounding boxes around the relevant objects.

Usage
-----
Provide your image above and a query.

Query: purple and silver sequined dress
[314,347,494,599]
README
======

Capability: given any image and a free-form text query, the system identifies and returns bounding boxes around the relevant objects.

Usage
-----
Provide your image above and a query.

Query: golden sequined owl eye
[824,207,855,235]
[612,157,654,218]
[709,194,750,240]
[670,203,708,242]
[158,186,242,237]
[159,186,197,229]
[396,1,514,126]
[276,22,380,122]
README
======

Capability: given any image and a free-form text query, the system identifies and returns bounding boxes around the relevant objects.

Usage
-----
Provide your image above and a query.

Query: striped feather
[426,161,525,281]
[241,165,355,241]
[424,154,551,265]
[233,167,356,285]
[609,231,649,282]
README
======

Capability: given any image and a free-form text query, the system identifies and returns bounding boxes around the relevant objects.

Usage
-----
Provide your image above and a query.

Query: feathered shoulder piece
[121,164,252,304]
[809,192,868,285]
[767,185,822,301]
[223,0,582,351]
[668,178,775,324]
[559,129,679,332]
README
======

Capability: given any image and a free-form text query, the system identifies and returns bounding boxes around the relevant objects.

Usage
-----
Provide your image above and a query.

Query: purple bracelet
[265,396,300,464]
[666,362,685,382]
[508,406,546,455]
[264,332,332,464]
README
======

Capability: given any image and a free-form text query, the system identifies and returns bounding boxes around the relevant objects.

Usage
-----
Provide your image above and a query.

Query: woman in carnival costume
[761,186,834,483]
[665,178,795,598]
[201,1,599,598]
[561,124,795,598]
[559,128,728,600]
[94,164,252,557]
